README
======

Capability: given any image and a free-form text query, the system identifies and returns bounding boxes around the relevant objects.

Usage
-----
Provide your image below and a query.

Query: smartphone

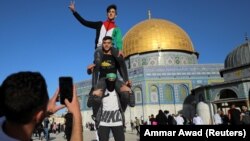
[59,77,73,104]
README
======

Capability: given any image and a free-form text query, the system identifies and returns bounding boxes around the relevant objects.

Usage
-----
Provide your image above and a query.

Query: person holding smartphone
[0,71,83,141]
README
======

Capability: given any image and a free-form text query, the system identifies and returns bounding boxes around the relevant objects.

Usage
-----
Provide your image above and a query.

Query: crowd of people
[213,104,250,125]
[32,111,77,141]
[33,120,64,140]
[128,105,250,135]
[131,110,192,130]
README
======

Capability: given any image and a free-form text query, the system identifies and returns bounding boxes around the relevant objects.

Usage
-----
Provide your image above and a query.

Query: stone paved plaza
[32,129,139,141]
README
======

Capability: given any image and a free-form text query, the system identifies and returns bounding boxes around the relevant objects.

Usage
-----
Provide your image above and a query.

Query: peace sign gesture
[69,1,76,12]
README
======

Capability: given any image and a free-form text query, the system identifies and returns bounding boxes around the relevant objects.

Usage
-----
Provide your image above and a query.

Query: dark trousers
[135,126,140,135]
[98,126,125,141]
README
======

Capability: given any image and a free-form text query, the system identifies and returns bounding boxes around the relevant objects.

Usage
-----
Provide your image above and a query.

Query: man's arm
[112,28,124,57]
[116,59,129,83]
[65,85,83,141]
[73,12,102,29]
[46,87,83,141]
[69,1,102,29]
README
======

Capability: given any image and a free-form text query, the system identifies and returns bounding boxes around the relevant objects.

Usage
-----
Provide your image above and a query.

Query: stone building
[192,40,250,124]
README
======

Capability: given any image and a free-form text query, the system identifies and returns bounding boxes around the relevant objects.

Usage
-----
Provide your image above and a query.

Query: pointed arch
[134,87,142,104]
[150,85,159,103]
[219,89,238,99]
[178,84,188,101]
[163,84,174,102]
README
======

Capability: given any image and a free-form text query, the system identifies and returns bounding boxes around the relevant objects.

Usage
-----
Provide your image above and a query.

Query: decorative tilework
[128,51,198,68]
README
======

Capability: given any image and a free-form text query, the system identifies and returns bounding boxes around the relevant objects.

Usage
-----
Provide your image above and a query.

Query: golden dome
[123,18,195,57]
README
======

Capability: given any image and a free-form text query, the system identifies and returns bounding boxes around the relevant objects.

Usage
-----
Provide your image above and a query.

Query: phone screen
[59,77,73,104]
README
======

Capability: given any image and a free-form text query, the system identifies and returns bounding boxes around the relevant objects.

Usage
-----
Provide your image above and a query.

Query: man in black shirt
[99,50,118,79]
[88,36,135,121]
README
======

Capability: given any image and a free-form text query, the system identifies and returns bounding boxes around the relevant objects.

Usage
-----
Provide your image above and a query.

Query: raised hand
[93,89,103,97]
[118,50,124,58]
[120,84,131,93]
[125,80,132,88]
[87,64,96,74]
[68,1,76,12]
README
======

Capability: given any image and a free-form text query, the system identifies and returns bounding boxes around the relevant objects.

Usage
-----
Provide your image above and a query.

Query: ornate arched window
[178,84,188,101]
[164,84,173,102]
[134,87,142,104]
[150,85,159,103]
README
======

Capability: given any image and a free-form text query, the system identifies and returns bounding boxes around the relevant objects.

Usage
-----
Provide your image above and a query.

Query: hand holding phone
[59,77,73,105]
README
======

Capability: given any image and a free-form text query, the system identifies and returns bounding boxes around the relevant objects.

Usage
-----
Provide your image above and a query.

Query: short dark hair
[1,71,49,124]
[102,36,112,41]
[164,110,169,114]
[106,4,117,14]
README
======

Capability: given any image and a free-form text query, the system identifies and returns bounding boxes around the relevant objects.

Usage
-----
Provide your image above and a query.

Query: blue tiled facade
[76,51,224,111]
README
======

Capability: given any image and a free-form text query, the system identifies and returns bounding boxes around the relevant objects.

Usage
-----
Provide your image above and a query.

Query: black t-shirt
[99,54,118,79]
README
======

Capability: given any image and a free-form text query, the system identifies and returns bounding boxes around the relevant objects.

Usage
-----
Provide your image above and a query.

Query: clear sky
[1,0,250,100]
